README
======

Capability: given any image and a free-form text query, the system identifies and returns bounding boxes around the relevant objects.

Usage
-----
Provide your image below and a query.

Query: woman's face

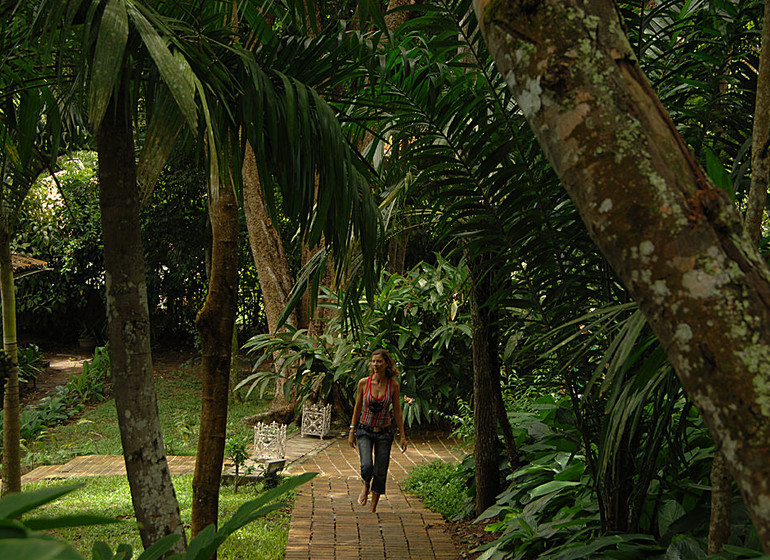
[371,353,386,374]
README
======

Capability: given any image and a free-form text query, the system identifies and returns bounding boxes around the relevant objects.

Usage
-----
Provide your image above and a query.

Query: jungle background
[3,0,770,558]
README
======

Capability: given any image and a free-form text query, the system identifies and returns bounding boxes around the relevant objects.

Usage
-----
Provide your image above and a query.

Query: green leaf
[528,480,580,499]
[658,500,687,537]
[25,514,122,531]
[91,541,113,560]
[137,85,186,202]
[88,0,129,130]
[665,535,706,559]
[703,147,733,201]
[136,533,180,560]
[552,462,584,482]
[0,537,83,560]
[126,3,197,132]
[181,472,316,560]
[0,484,83,520]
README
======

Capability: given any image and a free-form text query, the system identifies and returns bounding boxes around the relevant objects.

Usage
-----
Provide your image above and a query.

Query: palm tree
[27,0,382,546]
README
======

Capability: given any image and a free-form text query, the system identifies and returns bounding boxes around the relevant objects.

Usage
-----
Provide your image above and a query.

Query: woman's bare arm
[349,378,366,447]
[392,380,407,452]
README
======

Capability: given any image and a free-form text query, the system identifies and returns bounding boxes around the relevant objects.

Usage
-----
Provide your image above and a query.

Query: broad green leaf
[703,147,733,201]
[137,85,186,203]
[658,499,687,537]
[25,514,121,531]
[136,533,181,560]
[88,0,128,130]
[665,534,706,559]
[0,537,82,560]
[0,484,83,520]
[528,480,581,499]
[91,541,113,560]
[126,3,197,132]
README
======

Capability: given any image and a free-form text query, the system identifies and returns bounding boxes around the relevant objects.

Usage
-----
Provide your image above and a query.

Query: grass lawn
[23,354,271,467]
[24,475,294,560]
[18,352,292,558]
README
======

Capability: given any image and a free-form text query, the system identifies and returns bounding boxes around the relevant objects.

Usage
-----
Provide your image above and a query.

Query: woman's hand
[348,429,356,448]
[399,435,407,453]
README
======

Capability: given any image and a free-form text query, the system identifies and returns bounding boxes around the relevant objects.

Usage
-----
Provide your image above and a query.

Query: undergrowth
[403,460,470,520]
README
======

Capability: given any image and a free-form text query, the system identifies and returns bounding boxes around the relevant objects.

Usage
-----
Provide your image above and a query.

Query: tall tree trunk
[492,368,519,471]
[474,0,770,549]
[300,239,337,337]
[744,1,770,243]
[0,216,20,496]
[191,172,240,538]
[469,259,499,515]
[96,95,186,552]
[242,143,298,407]
[709,450,733,554]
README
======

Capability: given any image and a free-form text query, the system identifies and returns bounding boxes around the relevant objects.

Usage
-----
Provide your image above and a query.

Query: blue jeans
[356,425,394,495]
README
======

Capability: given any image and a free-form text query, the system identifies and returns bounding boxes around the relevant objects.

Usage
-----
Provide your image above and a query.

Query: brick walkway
[285,434,465,560]
[18,431,466,560]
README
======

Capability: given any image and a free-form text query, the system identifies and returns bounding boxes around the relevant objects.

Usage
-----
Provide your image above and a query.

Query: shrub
[403,460,470,520]
[0,345,111,451]
[241,256,474,426]
[18,344,45,393]
[65,345,111,403]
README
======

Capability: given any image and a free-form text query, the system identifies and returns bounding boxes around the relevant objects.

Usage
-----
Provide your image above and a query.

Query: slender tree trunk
[242,143,297,407]
[191,171,240,538]
[300,239,337,337]
[469,260,500,515]
[744,1,770,242]
[492,369,518,470]
[474,0,770,549]
[709,450,733,554]
[0,216,20,496]
[386,231,409,275]
[96,95,186,552]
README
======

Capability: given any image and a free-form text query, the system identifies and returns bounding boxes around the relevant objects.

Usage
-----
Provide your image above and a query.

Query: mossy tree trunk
[96,93,186,553]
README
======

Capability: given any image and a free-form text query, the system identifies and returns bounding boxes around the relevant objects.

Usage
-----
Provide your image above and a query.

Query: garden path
[20,432,466,560]
[284,434,465,560]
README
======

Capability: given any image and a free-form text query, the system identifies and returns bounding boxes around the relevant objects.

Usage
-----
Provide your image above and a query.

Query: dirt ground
[21,352,89,407]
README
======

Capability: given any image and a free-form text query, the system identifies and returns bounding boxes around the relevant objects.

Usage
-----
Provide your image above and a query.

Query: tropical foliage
[241,256,473,426]
[4,0,770,556]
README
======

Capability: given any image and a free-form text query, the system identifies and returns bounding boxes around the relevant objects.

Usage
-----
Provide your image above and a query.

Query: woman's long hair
[370,348,400,379]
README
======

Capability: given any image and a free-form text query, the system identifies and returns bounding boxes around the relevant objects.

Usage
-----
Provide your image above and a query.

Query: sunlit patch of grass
[24,358,271,467]
[25,475,294,560]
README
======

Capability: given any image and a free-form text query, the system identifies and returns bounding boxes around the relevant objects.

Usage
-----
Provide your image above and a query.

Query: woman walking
[348,348,407,512]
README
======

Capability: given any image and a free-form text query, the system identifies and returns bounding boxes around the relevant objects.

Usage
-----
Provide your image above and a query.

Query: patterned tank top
[359,376,392,427]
